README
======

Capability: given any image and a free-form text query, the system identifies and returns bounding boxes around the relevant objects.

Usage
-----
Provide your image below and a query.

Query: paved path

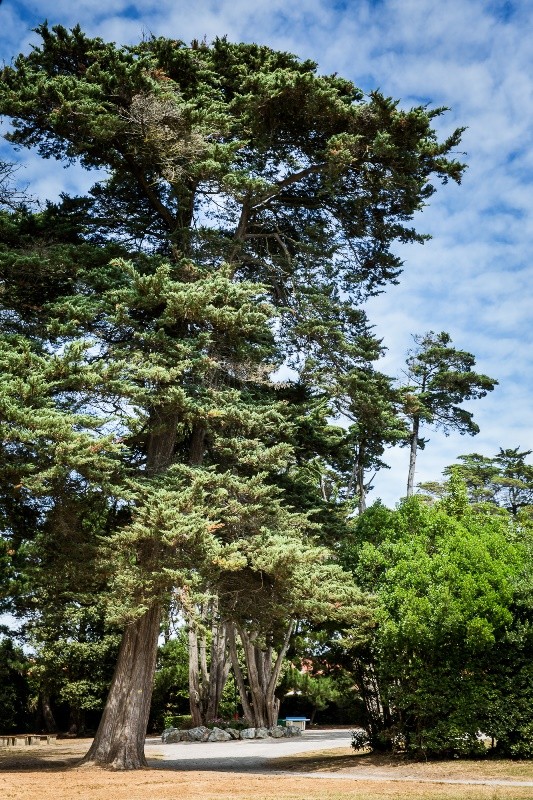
[274,770,533,788]
[146,729,351,773]
[146,729,533,788]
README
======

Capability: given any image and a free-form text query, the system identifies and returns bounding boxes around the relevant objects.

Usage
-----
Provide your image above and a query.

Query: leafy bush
[150,635,190,731]
[341,489,533,758]
[351,728,371,751]
[162,713,192,730]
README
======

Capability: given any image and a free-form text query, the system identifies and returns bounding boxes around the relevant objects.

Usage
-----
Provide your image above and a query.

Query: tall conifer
[0,26,465,767]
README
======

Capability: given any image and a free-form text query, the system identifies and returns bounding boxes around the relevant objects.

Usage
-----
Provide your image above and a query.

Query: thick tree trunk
[406,416,420,498]
[234,622,294,728]
[41,693,57,733]
[145,407,180,474]
[206,616,231,722]
[227,623,254,725]
[189,424,206,467]
[187,600,231,724]
[81,405,178,769]
[80,604,161,769]
[356,444,367,514]
[188,624,204,727]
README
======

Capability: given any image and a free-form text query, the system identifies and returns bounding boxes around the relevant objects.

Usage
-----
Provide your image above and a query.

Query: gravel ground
[146,731,533,787]
[146,729,353,772]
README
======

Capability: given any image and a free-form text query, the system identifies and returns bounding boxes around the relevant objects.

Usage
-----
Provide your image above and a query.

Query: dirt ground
[2,739,533,800]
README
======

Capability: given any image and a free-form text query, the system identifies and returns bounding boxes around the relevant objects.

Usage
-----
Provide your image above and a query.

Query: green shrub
[162,713,193,730]
[341,494,533,759]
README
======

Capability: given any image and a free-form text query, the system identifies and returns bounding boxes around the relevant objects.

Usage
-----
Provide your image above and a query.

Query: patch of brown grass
[2,769,533,800]
[1,739,533,800]
[0,739,89,771]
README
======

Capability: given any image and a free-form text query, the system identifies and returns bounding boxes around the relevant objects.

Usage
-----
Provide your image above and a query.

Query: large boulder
[285,725,302,737]
[227,728,241,740]
[240,727,256,739]
[208,726,232,742]
[161,727,182,743]
[269,725,286,738]
[255,727,269,739]
[188,725,210,741]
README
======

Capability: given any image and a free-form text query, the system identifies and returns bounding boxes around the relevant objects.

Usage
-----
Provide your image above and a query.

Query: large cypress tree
[0,25,465,767]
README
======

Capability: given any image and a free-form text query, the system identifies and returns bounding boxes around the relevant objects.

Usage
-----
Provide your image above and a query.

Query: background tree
[419,447,533,517]
[0,632,31,734]
[171,472,366,729]
[343,369,407,513]
[279,621,360,725]
[490,448,533,516]
[401,331,497,496]
[149,632,191,732]
[282,665,342,725]
[184,597,233,728]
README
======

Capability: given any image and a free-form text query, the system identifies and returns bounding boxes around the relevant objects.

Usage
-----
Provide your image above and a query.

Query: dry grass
[1,739,533,800]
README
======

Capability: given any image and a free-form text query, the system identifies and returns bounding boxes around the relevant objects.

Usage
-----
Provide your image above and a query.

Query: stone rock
[188,725,209,741]
[208,726,232,742]
[255,727,269,739]
[227,728,241,739]
[285,725,302,737]
[161,727,182,743]
[269,725,286,738]
[240,727,256,739]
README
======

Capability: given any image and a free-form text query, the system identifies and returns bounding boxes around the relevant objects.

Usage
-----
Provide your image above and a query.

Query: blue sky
[0,0,531,505]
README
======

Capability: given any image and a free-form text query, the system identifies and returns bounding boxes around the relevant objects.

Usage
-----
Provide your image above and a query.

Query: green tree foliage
[0,25,464,766]
[149,633,190,731]
[343,369,407,512]
[282,664,342,724]
[450,448,533,516]
[401,332,497,496]
[419,447,533,517]
[340,479,532,757]
[25,605,121,735]
[492,448,533,516]
[0,633,31,733]
[0,269,125,735]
